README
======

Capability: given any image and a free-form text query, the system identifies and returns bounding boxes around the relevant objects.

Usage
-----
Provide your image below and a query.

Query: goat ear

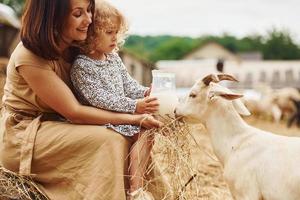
[209,91,242,101]
[232,100,251,116]
[219,93,243,100]
[219,93,251,116]
[209,91,251,116]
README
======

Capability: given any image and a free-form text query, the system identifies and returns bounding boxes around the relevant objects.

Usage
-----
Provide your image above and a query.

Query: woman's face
[62,0,93,44]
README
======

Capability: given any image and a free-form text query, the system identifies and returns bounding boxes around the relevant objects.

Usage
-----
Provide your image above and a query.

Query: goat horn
[202,74,219,86]
[202,73,238,86]
[217,74,239,82]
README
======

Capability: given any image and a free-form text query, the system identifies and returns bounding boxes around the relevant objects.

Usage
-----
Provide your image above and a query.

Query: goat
[243,97,282,123]
[287,98,300,128]
[175,74,300,200]
[272,88,300,120]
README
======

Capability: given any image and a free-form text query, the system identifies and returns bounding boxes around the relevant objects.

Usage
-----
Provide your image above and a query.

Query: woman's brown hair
[21,0,95,60]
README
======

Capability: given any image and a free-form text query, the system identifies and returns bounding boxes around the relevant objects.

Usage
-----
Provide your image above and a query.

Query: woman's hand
[136,97,159,114]
[136,114,164,129]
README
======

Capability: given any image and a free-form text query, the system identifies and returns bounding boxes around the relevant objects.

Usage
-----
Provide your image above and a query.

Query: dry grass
[144,116,232,200]
[0,166,49,200]
[187,125,232,200]
[150,115,198,199]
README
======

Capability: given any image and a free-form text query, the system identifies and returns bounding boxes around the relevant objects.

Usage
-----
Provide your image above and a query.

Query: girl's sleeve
[70,59,137,113]
[118,58,148,99]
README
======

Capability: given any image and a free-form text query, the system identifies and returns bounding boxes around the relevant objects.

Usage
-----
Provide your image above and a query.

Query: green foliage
[237,35,263,52]
[0,0,24,16]
[125,35,203,62]
[125,35,175,61]
[124,29,300,62]
[202,34,240,53]
[263,29,300,60]
[149,37,201,61]
[185,34,264,54]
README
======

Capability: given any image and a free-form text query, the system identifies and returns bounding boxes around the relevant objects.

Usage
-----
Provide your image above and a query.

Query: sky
[109,0,300,42]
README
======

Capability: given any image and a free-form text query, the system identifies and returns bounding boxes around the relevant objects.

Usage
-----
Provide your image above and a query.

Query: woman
[0,0,169,199]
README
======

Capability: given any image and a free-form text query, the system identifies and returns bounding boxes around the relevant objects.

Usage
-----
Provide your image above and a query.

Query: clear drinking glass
[150,70,179,116]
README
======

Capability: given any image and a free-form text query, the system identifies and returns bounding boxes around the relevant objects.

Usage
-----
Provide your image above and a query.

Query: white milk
[151,91,179,116]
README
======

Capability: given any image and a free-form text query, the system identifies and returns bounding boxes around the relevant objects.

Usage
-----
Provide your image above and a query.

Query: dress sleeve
[70,59,138,113]
[14,43,53,71]
[117,56,148,99]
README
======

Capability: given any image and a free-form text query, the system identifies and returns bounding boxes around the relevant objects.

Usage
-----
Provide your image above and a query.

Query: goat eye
[189,93,196,98]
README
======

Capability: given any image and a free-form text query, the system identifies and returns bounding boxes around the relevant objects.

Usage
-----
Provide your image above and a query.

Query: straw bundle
[144,116,233,200]
[143,115,200,199]
[0,166,49,200]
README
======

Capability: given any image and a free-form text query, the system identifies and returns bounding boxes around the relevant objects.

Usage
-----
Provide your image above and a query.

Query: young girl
[70,1,159,199]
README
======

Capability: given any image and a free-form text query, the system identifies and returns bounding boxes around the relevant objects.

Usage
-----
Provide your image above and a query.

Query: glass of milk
[150,70,179,116]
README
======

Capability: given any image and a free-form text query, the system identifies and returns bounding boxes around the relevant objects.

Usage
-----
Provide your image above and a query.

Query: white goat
[175,74,300,200]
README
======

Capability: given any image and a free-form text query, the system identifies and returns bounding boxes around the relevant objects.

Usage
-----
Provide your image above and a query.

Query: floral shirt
[70,53,147,136]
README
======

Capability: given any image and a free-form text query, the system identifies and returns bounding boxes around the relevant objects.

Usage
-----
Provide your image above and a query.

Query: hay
[143,115,199,199]
[0,166,49,200]
[145,116,233,200]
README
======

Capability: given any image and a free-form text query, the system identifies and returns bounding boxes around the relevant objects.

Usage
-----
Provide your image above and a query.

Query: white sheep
[175,74,300,200]
[272,87,300,119]
[243,97,282,123]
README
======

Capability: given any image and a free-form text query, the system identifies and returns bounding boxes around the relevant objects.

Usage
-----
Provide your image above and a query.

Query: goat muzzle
[202,73,238,86]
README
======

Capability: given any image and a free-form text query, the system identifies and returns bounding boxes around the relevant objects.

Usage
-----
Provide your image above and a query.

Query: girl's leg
[129,131,154,193]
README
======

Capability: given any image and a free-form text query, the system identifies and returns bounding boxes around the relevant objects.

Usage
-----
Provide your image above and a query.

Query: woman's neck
[58,38,72,61]
[58,36,72,52]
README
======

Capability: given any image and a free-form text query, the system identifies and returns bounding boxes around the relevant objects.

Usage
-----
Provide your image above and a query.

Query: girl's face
[95,28,118,54]
[62,0,93,44]
[94,17,120,55]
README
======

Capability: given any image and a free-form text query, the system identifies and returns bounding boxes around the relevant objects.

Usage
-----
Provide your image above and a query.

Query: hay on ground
[0,166,49,200]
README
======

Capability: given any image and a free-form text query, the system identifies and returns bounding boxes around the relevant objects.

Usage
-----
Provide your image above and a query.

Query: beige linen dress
[0,43,169,200]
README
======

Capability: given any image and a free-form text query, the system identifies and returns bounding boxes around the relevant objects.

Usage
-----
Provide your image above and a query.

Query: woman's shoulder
[11,42,54,68]
[13,43,48,62]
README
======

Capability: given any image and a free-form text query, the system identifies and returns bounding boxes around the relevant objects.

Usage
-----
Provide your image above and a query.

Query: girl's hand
[137,114,164,129]
[136,96,159,114]
[144,84,152,97]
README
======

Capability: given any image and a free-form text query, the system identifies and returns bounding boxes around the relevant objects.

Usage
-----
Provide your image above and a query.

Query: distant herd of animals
[242,85,300,128]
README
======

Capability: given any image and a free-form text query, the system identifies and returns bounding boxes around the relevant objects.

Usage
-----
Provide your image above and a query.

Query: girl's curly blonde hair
[80,0,128,54]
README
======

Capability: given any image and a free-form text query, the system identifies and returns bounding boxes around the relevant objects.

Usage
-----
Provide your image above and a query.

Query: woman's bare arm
[18,65,161,128]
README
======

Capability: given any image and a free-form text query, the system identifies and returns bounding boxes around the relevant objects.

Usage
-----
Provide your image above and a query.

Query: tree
[149,37,201,62]
[236,35,263,53]
[263,29,300,60]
